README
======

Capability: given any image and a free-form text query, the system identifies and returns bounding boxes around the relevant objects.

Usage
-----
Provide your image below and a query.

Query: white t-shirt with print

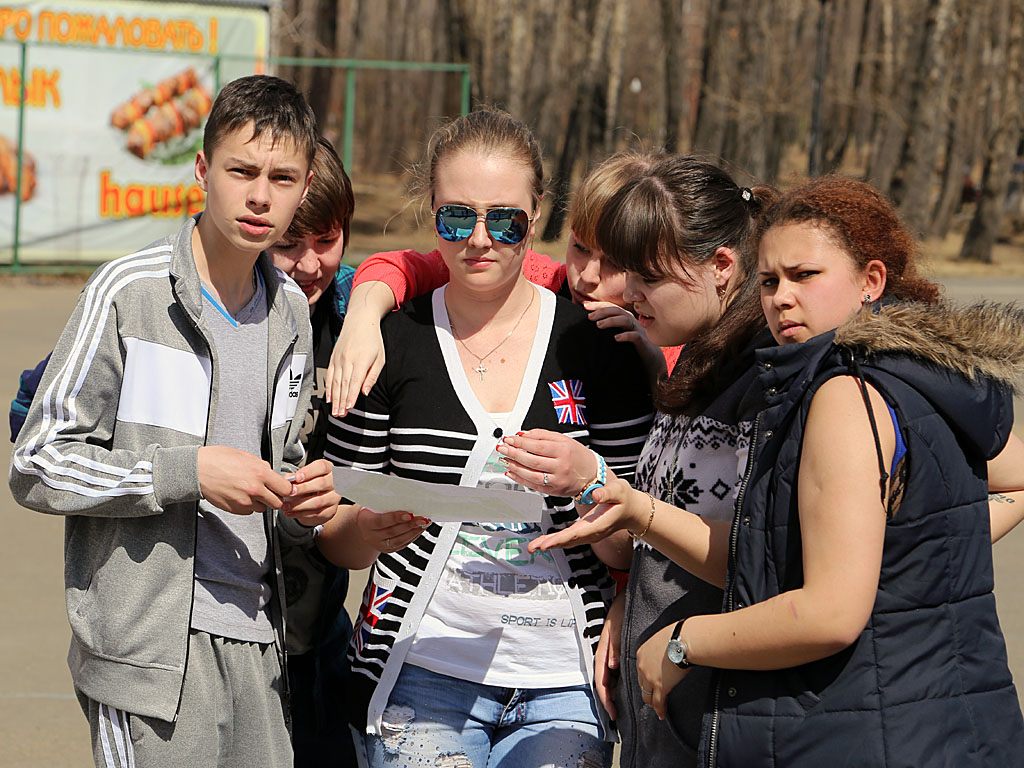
[404,412,588,688]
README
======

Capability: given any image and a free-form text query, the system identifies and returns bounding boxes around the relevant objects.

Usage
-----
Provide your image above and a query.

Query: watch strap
[671,619,684,642]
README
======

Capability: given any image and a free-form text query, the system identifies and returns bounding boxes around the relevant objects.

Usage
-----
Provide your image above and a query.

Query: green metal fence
[0,39,471,272]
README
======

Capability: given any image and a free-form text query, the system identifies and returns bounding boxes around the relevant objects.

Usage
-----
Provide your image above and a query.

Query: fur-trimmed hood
[830,299,1022,461]
[835,300,1024,392]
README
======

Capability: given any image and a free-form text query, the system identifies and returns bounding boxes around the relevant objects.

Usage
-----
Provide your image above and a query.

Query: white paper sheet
[332,466,544,523]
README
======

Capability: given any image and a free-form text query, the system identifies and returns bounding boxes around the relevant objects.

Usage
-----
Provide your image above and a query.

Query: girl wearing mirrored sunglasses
[323,150,679,418]
[315,109,654,768]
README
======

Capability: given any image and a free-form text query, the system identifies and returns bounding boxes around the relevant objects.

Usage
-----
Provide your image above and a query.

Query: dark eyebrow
[761,262,819,275]
[225,157,302,176]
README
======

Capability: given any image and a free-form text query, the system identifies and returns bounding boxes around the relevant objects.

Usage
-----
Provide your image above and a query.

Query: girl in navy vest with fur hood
[531,177,1024,766]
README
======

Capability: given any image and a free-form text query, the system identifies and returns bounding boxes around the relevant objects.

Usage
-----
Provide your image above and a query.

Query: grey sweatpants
[77,630,291,768]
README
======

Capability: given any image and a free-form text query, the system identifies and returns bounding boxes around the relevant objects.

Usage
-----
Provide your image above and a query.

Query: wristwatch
[573,452,607,505]
[666,620,691,668]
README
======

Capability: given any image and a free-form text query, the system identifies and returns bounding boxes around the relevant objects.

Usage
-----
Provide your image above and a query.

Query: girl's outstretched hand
[325,281,396,417]
[498,429,596,498]
[526,471,648,552]
[635,621,690,720]
[326,314,385,417]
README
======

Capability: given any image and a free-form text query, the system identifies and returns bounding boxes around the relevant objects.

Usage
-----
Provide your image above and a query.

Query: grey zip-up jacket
[9,214,315,722]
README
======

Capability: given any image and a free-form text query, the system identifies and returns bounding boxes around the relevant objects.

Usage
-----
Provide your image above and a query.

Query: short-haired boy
[9,74,340,767]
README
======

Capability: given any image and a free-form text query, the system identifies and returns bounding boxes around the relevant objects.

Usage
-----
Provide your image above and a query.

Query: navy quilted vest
[699,327,1024,767]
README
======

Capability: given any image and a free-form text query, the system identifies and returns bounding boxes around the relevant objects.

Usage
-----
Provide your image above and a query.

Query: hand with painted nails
[583,300,666,385]
[497,429,597,498]
[279,458,340,528]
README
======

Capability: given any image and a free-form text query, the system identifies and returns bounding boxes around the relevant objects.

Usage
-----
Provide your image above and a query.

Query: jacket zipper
[268,333,299,722]
[174,307,214,721]
[621,571,640,764]
[707,411,761,767]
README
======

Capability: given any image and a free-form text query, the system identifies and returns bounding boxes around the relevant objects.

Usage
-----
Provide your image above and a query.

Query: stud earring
[863,294,871,303]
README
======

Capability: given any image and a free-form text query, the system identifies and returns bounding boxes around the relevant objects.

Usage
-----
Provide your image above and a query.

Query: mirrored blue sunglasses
[434,204,533,245]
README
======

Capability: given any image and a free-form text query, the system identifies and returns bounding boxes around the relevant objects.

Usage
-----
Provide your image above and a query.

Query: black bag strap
[844,350,889,507]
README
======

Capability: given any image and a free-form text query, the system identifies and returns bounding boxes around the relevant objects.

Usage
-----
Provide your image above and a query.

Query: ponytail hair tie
[739,187,753,202]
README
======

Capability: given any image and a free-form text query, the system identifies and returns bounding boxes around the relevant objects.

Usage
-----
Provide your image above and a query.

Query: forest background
[273,0,1024,272]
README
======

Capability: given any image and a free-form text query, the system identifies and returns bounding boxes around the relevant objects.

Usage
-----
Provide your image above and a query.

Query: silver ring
[542,472,549,486]
[384,537,391,550]
[640,686,653,697]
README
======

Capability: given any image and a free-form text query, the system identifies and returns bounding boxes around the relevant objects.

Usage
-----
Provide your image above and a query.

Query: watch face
[667,638,685,665]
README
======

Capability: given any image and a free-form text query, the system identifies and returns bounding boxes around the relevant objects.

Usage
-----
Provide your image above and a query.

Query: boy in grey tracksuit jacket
[10,216,314,719]
[9,75,336,768]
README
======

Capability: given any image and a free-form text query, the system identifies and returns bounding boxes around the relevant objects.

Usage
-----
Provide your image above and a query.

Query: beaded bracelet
[573,452,607,505]
[628,491,656,540]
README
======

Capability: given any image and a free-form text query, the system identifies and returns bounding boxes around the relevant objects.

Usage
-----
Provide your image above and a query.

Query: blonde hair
[419,109,544,205]
[569,150,664,247]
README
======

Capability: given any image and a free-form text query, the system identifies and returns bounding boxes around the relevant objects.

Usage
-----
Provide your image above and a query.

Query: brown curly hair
[757,176,940,304]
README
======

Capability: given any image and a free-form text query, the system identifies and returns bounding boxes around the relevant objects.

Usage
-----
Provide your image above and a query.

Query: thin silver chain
[447,289,536,380]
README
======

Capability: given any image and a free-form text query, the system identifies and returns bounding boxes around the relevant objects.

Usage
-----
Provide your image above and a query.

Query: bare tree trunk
[734,0,774,180]
[542,0,614,242]
[866,0,913,195]
[530,2,567,151]
[479,0,495,102]
[930,0,985,237]
[809,0,831,177]
[961,0,1022,262]
[659,0,684,152]
[295,0,322,95]
[680,0,710,147]
[852,0,882,167]
[896,0,957,234]
[325,0,359,143]
[275,0,301,88]
[603,0,628,152]
[823,0,870,172]
[304,0,339,129]
[692,0,739,158]
[506,1,532,118]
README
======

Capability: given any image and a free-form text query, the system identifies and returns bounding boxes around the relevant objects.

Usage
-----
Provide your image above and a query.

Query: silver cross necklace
[447,289,536,381]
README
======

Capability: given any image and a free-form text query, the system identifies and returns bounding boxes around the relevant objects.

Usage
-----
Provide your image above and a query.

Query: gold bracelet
[628,491,656,540]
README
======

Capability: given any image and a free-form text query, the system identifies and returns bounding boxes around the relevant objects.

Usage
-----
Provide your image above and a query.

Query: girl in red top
[326,150,682,416]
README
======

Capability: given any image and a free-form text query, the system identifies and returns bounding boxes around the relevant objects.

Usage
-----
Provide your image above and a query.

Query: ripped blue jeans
[365,663,611,768]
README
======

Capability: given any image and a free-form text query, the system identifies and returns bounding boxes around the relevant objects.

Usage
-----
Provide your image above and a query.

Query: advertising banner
[0,0,269,263]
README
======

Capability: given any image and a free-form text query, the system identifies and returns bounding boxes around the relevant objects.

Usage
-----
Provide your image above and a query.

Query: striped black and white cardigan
[325,285,654,736]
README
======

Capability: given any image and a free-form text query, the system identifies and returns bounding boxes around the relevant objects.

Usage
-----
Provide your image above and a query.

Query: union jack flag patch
[353,579,393,654]
[548,379,587,425]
